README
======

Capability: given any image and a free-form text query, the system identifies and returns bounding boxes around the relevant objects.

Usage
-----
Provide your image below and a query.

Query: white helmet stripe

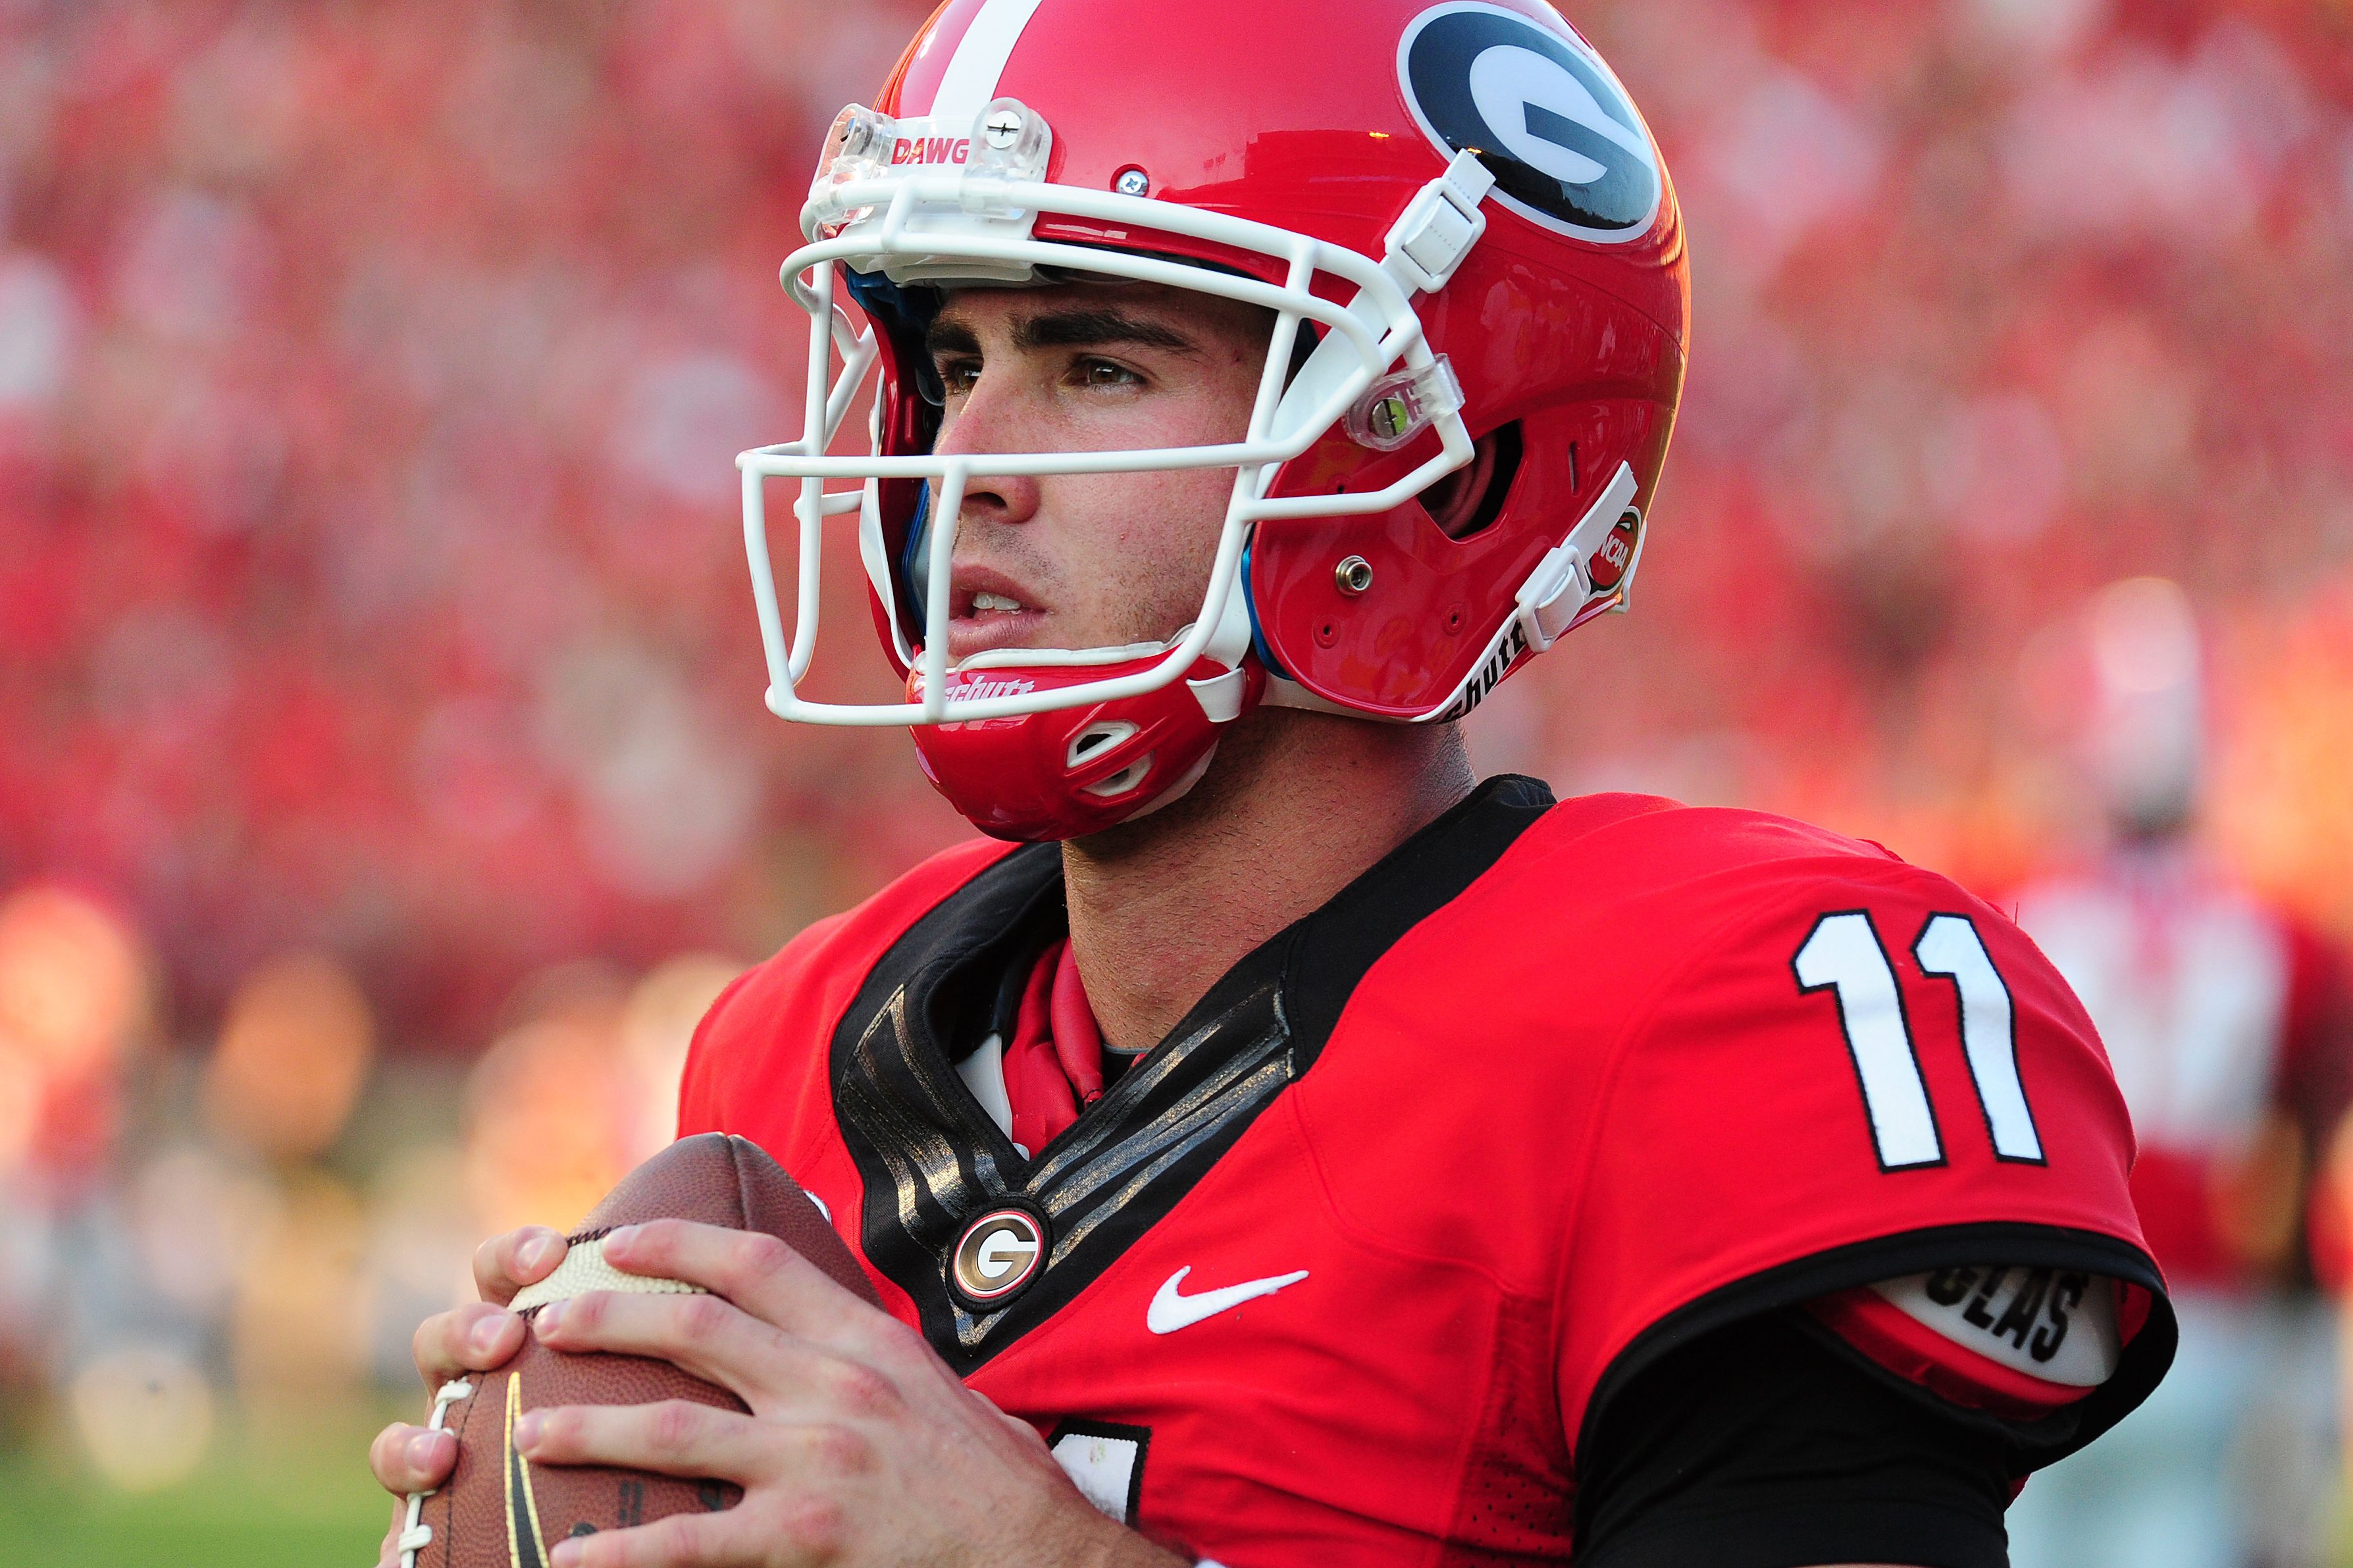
[931,0,1049,121]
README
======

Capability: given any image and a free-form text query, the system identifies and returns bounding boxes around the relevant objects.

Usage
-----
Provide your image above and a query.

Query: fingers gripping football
[372,1228,560,1461]
[372,1421,457,1494]
[378,1136,1169,1568]
[371,1223,573,1563]
[530,1286,906,1426]
[375,1426,455,1568]
[597,1221,938,1390]
[516,1219,1157,1568]
[478,1225,569,1304]
[411,1300,521,1387]
[554,1509,731,1568]
[401,1224,566,1392]
[604,1222,867,1337]
[538,1500,848,1568]
[515,1399,878,1490]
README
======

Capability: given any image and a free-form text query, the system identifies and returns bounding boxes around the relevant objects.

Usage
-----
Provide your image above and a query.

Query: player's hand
[513,1219,1185,1568]
[370,1225,571,1566]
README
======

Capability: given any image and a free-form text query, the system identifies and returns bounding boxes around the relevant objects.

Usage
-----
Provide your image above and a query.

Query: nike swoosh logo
[1147,1266,1310,1334]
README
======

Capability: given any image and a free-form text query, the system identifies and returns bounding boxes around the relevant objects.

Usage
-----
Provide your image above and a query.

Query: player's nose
[932,382,1043,528]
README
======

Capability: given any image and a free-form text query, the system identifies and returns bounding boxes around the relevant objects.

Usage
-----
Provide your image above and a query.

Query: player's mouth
[946,569,1049,662]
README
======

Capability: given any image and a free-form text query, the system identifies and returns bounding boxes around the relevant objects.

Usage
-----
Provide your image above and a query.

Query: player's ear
[1422,424,1522,540]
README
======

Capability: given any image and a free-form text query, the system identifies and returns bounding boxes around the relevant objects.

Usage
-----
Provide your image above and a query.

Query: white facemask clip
[1515,461,1641,653]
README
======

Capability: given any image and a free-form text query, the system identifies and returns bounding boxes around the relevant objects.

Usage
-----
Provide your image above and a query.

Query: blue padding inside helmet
[839,264,945,633]
[840,266,945,407]
[1240,537,1286,680]
[899,481,934,615]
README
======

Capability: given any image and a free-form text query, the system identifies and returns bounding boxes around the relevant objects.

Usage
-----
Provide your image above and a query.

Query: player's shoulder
[1472,791,2030,977]
[1438,792,2119,1193]
[1526,792,1956,891]
[1526,802,2169,1466]
[679,835,1020,1131]
[719,834,1020,1024]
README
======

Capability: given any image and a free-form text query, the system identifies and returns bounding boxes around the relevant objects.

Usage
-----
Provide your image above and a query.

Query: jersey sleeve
[1557,857,2175,1471]
[675,835,1023,1142]
[1802,1266,2132,1421]
[1571,1308,2014,1568]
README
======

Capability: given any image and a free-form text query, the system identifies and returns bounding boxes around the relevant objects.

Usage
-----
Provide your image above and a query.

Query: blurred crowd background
[1,0,2350,1562]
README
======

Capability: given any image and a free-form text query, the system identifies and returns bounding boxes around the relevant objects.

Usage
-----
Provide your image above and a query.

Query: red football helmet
[737,0,1688,840]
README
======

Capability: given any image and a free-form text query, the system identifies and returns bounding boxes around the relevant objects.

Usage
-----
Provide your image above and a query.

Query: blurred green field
[0,1409,392,1568]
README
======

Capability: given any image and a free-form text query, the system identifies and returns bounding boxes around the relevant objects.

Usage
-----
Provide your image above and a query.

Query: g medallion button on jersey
[950,1203,1048,1309]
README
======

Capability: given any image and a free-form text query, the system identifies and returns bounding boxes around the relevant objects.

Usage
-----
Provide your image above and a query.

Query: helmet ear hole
[1424,422,1524,541]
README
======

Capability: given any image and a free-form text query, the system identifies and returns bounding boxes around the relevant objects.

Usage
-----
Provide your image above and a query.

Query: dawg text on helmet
[891,137,972,167]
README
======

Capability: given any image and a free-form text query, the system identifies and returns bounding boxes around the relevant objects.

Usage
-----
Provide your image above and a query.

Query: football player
[373,2,2175,1565]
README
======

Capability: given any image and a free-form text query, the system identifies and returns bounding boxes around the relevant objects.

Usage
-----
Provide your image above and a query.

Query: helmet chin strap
[1181,569,1260,724]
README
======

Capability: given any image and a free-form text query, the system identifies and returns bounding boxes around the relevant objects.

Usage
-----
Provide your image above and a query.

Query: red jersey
[680,778,2172,1565]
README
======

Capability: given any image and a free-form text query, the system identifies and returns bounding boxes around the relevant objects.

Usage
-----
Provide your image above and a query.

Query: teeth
[970,592,1025,613]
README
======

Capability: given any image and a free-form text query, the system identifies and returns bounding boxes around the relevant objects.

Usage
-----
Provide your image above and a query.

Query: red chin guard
[908,655,1264,843]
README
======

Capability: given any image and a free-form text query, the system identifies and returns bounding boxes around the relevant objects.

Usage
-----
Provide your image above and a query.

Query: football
[400,1133,878,1568]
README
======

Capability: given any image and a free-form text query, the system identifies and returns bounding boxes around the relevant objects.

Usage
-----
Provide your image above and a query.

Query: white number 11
[1794,912,2045,1171]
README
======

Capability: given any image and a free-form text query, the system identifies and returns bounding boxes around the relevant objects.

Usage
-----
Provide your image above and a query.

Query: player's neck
[1060,710,1475,1053]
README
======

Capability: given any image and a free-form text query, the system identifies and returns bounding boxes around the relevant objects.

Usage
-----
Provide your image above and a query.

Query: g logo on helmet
[1398,1,1662,243]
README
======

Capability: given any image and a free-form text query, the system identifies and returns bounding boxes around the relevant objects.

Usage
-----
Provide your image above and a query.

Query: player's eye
[1072,357,1143,390]
[935,359,982,398]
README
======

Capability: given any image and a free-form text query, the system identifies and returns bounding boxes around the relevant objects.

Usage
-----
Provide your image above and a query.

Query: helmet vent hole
[1068,722,1138,768]
[1426,422,1524,542]
[1568,440,1581,496]
[1082,756,1154,799]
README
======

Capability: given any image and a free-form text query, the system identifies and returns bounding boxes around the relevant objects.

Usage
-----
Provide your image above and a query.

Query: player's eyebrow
[1011,308,1200,356]
[926,307,1202,367]
[925,317,983,359]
